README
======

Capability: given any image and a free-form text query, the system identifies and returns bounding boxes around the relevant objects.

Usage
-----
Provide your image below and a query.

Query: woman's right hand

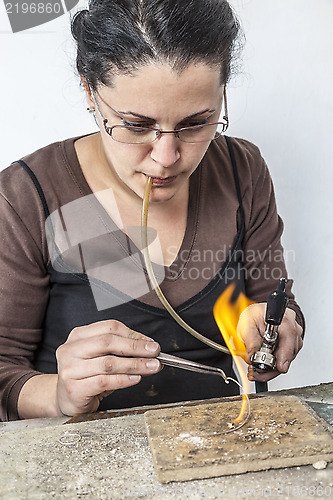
[55,319,161,417]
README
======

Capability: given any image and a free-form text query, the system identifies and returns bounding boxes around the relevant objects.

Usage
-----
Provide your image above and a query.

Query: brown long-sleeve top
[0,134,304,420]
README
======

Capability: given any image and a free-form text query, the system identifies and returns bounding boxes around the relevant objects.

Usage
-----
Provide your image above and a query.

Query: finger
[61,355,161,380]
[237,304,266,362]
[58,332,160,361]
[68,320,154,343]
[275,309,304,372]
[274,328,301,374]
[240,323,263,363]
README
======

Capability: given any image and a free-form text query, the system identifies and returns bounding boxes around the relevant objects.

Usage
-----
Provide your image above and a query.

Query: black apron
[17,136,245,409]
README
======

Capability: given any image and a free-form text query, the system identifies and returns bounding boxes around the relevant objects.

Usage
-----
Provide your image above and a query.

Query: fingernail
[129,375,141,382]
[146,359,160,370]
[282,360,290,373]
[145,341,159,353]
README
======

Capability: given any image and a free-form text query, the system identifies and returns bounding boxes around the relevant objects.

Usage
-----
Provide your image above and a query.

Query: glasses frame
[91,87,229,145]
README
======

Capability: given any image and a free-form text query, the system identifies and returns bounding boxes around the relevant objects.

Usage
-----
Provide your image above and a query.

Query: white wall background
[0,0,332,391]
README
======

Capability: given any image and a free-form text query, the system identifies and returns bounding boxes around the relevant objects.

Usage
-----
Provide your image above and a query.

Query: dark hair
[71,0,241,91]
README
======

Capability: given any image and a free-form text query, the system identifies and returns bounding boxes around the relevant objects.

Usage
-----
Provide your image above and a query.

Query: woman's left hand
[237,304,303,382]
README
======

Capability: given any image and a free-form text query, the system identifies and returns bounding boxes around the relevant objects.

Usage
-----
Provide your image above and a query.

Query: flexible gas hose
[141,176,231,355]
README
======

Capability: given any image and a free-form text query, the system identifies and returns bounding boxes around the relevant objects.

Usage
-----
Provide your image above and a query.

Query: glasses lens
[179,123,225,143]
[111,125,156,144]
[107,122,227,144]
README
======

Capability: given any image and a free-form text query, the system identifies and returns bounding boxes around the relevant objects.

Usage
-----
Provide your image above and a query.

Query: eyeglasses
[91,89,229,145]
[102,120,229,144]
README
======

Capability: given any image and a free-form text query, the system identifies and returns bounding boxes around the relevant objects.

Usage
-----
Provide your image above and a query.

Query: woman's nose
[150,133,181,167]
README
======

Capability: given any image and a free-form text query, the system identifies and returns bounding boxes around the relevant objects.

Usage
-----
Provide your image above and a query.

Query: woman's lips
[143,174,177,186]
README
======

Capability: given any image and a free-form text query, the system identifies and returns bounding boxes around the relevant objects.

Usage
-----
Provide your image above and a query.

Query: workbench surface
[1,383,332,499]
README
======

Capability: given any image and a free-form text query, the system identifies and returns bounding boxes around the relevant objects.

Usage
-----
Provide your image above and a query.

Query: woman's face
[88,63,223,204]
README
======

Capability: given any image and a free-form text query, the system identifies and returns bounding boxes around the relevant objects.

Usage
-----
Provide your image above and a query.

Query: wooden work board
[144,395,333,483]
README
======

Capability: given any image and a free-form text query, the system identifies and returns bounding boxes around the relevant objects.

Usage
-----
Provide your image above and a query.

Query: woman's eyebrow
[117,111,156,120]
[117,108,216,120]
[97,90,216,120]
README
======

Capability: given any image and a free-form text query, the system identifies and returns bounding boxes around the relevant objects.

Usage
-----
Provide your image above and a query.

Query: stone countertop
[0,383,332,499]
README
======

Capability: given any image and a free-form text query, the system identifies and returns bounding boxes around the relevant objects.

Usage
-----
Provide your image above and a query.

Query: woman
[0,0,304,421]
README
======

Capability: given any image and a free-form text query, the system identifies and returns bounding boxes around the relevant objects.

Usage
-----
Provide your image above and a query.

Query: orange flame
[213,283,254,423]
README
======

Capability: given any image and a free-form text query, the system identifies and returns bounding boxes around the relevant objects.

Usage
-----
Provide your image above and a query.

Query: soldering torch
[251,278,289,371]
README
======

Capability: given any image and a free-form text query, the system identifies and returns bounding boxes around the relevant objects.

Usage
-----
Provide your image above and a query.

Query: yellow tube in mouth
[140,176,251,430]
[141,175,230,354]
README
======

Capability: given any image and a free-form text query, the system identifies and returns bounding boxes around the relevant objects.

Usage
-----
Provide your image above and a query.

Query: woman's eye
[182,120,207,128]
[122,120,151,129]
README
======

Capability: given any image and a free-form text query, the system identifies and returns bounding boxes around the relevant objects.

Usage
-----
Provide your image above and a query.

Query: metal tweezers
[157,352,228,383]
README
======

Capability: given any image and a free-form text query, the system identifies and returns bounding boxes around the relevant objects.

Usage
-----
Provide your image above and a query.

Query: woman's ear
[80,74,94,110]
